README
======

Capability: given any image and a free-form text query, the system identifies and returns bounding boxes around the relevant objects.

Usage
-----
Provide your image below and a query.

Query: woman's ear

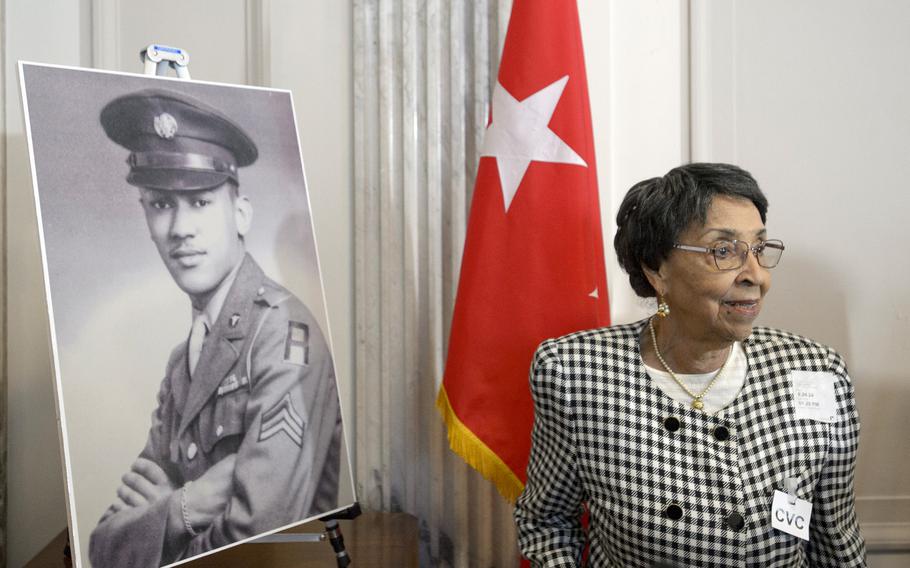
[642,262,666,298]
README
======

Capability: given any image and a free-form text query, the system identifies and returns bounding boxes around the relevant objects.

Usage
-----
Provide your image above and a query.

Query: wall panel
[4,4,82,564]
[690,0,910,555]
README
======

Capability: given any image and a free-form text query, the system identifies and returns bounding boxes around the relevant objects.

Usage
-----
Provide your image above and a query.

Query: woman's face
[647,195,771,345]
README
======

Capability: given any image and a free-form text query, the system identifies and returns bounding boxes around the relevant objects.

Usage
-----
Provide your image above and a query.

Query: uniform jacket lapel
[177,254,266,437]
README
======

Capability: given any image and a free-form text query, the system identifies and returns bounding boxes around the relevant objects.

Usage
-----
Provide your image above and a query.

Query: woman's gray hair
[613,163,769,298]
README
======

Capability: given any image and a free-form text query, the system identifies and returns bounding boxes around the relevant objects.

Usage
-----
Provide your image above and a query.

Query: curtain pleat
[354,1,520,566]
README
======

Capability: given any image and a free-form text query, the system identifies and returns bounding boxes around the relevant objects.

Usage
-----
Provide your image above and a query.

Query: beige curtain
[353,0,521,565]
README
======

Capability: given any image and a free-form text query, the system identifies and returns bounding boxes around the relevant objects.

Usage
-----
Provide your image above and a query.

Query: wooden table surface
[27,511,418,568]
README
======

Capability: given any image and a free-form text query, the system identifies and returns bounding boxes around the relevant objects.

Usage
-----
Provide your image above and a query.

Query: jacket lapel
[177,254,266,437]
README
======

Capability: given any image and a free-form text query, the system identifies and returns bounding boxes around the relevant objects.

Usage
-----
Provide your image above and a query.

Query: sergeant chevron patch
[259,393,305,447]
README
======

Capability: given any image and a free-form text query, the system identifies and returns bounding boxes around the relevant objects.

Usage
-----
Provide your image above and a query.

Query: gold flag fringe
[436,386,525,503]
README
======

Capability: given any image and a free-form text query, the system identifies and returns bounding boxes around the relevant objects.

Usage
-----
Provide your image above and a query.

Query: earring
[656,295,670,318]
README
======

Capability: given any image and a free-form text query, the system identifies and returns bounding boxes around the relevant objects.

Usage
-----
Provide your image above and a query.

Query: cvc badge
[771,489,812,540]
[790,370,836,423]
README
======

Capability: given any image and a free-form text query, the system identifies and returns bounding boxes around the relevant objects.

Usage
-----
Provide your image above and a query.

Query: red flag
[437,0,609,502]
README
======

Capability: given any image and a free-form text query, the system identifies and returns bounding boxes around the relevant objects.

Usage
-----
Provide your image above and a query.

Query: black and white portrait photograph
[19,62,355,568]
[5,2,910,568]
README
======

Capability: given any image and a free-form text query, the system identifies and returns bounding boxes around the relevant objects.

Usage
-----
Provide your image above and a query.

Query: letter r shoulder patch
[259,393,306,448]
[284,321,309,366]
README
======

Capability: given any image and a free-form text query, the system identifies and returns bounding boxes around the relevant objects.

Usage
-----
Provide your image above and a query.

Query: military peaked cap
[100,88,258,191]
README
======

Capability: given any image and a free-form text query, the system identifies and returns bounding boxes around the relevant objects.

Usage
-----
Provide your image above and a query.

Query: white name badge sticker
[790,371,836,423]
[771,489,812,540]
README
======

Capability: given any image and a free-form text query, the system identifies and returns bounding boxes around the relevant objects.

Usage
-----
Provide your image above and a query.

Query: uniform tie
[188,314,209,378]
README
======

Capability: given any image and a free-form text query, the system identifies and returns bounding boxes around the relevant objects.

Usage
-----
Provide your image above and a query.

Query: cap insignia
[153,112,178,139]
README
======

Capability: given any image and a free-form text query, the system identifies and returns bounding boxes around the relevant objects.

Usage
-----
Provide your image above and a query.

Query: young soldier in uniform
[89,89,342,567]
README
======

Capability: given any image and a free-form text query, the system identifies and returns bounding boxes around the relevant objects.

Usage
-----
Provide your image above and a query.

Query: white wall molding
[4,4,81,563]
[0,2,7,563]
[688,0,736,163]
[244,0,269,86]
[90,0,119,71]
[593,0,688,324]
[679,0,691,162]
[864,523,910,553]
[859,496,910,552]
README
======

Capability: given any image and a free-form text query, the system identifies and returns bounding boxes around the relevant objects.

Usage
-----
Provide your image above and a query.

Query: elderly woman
[514,163,865,567]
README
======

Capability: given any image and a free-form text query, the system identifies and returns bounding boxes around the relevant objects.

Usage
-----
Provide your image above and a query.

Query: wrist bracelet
[181,482,198,537]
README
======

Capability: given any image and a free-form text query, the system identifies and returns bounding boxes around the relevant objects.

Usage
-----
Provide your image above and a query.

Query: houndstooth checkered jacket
[515,318,865,567]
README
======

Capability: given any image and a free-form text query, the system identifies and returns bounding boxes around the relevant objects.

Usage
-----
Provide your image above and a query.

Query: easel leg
[325,520,351,568]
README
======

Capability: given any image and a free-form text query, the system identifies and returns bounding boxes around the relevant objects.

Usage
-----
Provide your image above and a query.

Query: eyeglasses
[673,239,785,271]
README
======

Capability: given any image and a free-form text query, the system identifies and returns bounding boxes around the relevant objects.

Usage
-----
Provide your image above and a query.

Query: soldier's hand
[184,454,237,529]
[99,497,130,524]
[118,457,176,507]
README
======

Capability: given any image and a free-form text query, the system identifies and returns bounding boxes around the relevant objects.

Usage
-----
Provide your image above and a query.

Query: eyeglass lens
[714,240,784,270]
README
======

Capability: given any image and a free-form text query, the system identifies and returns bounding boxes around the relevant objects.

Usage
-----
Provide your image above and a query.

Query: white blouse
[643,342,747,415]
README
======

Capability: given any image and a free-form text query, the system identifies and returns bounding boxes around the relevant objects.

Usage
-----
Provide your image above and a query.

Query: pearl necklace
[648,317,733,411]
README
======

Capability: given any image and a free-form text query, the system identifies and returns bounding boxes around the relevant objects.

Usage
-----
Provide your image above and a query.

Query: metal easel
[141,44,191,78]
[140,44,362,567]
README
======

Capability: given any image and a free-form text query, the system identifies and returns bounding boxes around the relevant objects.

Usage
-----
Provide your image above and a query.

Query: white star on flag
[480,75,587,212]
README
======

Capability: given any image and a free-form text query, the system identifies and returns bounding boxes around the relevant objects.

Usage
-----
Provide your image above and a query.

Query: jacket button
[187,443,198,460]
[714,425,730,441]
[663,417,680,432]
[726,511,745,531]
[665,504,683,520]
[216,425,224,437]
